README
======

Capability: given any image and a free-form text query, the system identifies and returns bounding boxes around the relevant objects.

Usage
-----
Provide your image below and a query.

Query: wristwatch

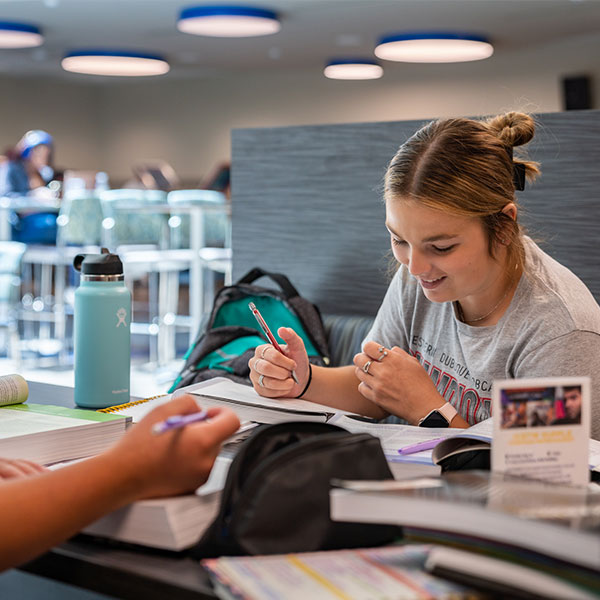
[418,403,458,427]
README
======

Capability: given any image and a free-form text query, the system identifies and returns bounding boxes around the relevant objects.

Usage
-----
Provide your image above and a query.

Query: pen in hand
[248,302,299,385]
[152,409,210,435]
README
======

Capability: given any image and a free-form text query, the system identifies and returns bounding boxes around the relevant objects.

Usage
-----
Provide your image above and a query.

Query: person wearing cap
[0,130,58,243]
[0,130,55,197]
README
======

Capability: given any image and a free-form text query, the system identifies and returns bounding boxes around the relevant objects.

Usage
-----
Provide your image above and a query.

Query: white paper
[179,377,358,416]
[491,377,590,486]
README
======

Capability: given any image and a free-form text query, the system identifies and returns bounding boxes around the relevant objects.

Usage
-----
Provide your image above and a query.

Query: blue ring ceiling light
[375,32,493,63]
[0,21,43,48]
[177,5,280,37]
[324,59,383,80]
[61,50,170,76]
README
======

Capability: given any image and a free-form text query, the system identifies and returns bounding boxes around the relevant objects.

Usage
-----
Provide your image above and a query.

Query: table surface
[19,381,218,600]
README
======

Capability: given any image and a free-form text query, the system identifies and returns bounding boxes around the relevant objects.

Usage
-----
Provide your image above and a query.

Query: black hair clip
[506,147,526,191]
[513,162,526,191]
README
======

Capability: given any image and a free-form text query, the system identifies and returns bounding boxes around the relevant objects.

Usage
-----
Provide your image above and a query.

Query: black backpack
[190,421,401,558]
[169,268,330,392]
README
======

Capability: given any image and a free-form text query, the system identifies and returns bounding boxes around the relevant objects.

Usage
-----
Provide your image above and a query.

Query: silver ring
[258,374,265,387]
[377,350,388,362]
[363,360,372,374]
[261,346,269,359]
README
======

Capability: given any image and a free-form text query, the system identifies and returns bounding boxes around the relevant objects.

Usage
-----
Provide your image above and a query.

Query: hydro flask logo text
[116,308,127,327]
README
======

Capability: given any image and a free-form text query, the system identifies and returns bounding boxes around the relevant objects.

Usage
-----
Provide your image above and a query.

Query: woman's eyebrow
[422,234,460,243]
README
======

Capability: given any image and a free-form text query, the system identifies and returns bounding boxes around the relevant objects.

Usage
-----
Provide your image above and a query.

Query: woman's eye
[392,238,406,247]
[432,245,455,253]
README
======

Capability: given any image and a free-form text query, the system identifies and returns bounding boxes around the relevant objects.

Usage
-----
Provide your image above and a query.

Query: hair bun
[487,111,535,148]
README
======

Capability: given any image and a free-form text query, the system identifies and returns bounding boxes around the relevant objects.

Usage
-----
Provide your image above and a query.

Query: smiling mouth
[418,276,446,289]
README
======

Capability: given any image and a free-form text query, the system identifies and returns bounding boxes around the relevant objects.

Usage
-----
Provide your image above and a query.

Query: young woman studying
[248,111,600,440]
[0,395,239,571]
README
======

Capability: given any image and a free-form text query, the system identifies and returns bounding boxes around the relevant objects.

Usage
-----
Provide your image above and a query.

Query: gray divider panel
[231,110,600,316]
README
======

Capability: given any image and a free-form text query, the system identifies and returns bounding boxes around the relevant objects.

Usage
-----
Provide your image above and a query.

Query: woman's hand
[353,341,446,425]
[248,327,310,398]
[106,394,240,501]
[0,458,46,481]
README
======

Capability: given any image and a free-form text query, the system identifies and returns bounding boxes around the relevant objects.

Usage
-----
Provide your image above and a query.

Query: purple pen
[152,409,210,435]
[398,437,445,455]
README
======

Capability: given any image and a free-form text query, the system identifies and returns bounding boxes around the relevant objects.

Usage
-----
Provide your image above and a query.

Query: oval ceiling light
[61,50,170,77]
[0,21,43,48]
[375,32,493,63]
[324,59,383,80]
[177,5,280,37]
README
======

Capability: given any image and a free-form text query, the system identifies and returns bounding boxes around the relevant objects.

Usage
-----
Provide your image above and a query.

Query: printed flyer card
[492,377,590,486]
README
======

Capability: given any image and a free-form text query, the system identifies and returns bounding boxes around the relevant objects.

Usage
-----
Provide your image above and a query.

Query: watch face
[419,410,450,428]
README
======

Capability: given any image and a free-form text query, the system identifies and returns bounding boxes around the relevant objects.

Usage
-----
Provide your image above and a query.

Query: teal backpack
[169,268,330,392]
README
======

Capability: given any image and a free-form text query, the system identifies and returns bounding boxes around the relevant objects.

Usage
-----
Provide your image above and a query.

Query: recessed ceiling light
[324,59,383,80]
[62,50,170,77]
[375,32,493,63]
[177,5,280,37]
[0,21,43,48]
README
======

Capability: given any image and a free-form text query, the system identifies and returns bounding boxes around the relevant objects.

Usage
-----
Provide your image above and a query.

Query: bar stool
[0,241,26,364]
[167,189,232,344]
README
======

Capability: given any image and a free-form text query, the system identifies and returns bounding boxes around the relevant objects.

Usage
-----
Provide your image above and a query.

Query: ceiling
[0,0,598,82]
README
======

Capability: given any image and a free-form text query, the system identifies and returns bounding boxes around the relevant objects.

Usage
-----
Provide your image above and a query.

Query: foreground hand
[248,327,310,398]
[353,341,444,425]
[0,458,46,481]
[107,394,240,500]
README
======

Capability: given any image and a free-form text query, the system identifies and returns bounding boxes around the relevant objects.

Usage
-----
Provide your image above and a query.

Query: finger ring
[377,350,388,362]
[258,374,265,387]
[363,360,372,374]
[261,346,269,359]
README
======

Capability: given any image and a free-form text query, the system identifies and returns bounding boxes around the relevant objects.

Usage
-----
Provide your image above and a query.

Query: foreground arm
[0,395,240,571]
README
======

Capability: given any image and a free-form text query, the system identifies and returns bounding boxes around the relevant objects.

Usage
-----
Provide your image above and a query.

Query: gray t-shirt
[364,237,600,440]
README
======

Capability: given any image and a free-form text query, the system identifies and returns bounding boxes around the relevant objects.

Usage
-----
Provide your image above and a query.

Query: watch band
[436,402,458,424]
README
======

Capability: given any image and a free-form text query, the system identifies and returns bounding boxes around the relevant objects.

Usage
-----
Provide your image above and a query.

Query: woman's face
[386,198,507,307]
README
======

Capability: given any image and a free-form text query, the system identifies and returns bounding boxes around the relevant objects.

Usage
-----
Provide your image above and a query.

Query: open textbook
[334,415,492,465]
[336,415,600,471]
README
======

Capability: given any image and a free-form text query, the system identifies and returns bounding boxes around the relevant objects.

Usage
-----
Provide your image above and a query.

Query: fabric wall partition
[231,110,600,316]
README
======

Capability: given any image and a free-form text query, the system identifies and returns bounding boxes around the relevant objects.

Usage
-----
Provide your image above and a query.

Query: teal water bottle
[73,249,131,408]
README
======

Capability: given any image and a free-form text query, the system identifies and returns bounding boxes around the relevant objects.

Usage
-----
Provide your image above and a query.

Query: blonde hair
[384,111,540,271]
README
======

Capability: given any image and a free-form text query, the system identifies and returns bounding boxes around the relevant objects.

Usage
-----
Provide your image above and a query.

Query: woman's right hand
[248,327,310,398]
[106,395,240,501]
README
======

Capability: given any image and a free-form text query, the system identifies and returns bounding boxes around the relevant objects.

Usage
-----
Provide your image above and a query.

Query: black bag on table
[190,421,401,558]
[169,267,330,393]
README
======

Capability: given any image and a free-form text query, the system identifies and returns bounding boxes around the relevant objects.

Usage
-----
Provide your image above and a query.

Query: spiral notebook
[98,393,172,422]
[98,377,357,424]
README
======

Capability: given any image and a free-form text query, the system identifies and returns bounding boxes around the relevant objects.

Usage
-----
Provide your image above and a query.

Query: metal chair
[0,241,26,364]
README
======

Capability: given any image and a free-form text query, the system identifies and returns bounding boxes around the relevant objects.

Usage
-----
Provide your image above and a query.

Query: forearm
[0,451,137,571]
[303,365,388,419]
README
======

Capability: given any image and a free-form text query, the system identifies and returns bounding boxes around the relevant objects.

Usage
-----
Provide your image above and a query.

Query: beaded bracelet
[295,362,313,398]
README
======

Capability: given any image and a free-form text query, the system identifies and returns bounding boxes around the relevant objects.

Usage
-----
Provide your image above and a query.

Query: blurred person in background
[0,130,59,244]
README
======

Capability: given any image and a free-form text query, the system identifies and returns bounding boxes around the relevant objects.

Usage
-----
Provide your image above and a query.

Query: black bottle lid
[73,248,123,275]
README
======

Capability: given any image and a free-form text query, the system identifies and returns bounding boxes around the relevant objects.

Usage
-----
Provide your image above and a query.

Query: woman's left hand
[353,341,445,425]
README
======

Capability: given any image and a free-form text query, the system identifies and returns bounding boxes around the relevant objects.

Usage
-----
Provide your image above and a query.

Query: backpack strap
[236,267,299,299]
